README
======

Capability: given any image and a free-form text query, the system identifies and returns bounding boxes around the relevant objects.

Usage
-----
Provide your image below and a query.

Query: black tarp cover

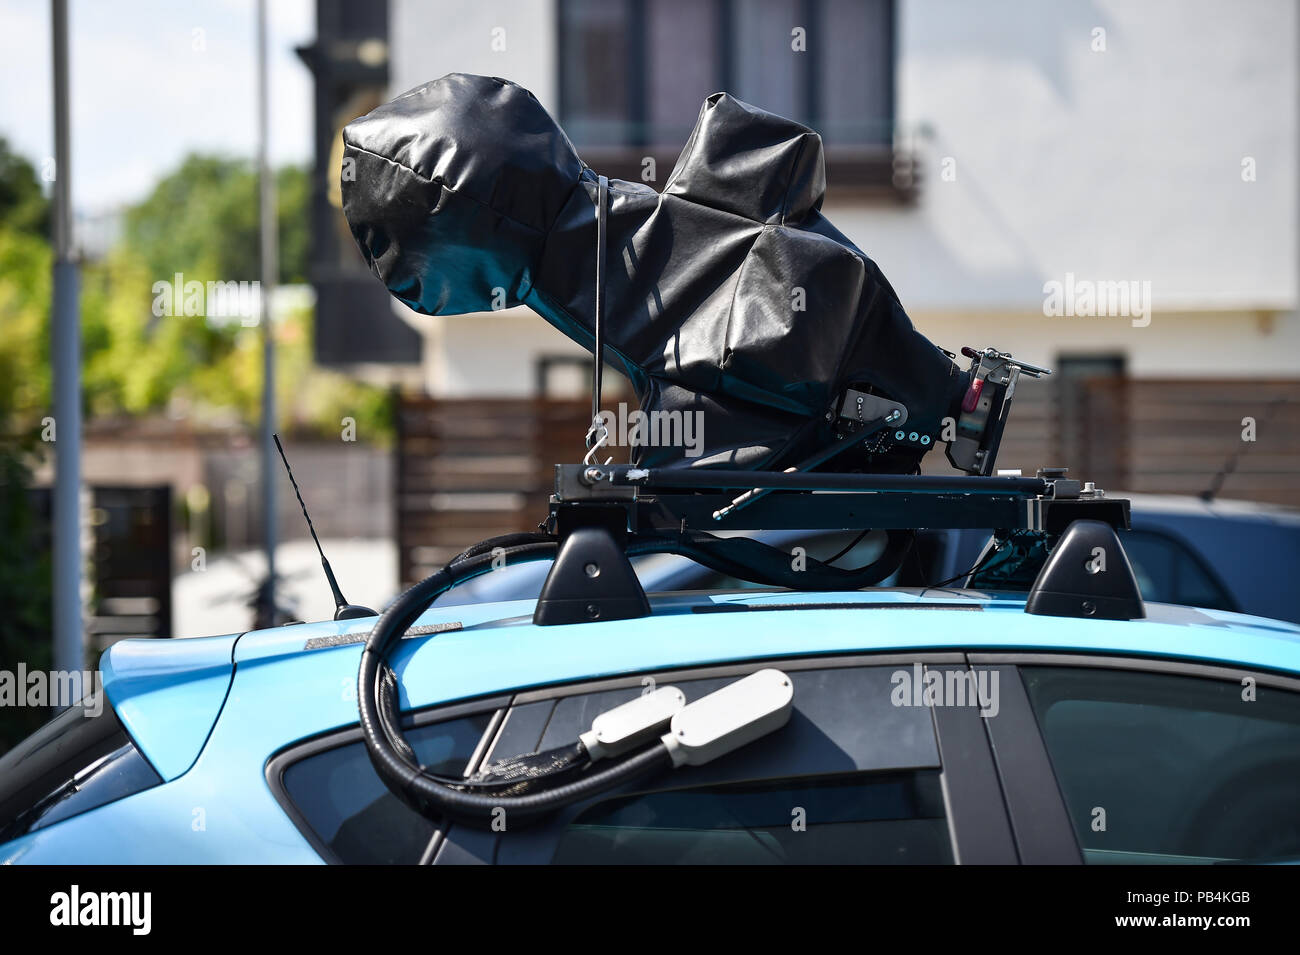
[342,73,967,470]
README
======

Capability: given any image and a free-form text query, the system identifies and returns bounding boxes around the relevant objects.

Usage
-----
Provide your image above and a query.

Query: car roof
[93,588,1300,799]
[1119,492,1300,525]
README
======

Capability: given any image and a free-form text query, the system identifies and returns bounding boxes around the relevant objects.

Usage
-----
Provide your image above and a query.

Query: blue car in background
[3,540,1300,863]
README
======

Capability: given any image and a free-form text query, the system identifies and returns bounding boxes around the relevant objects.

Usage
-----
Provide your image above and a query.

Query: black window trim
[925,664,1020,864]
[971,664,1082,864]
[508,650,966,705]
[0,692,164,844]
[967,652,1300,694]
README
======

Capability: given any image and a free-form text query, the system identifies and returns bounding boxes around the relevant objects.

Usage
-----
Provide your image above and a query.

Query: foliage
[0,146,393,750]
[123,155,309,285]
[0,442,53,752]
[0,147,393,442]
[0,228,53,433]
[0,139,54,746]
[0,136,51,239]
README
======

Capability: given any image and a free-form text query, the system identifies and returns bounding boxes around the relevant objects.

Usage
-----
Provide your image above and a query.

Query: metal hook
[584,415,613,467]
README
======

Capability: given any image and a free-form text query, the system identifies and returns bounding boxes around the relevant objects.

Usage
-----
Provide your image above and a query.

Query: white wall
[915,308,1300,378]
[391,0,582,394]
[846,0,1297,313]
[391,0,558,107]
[390,0,1299,391]
[420,307,590,396]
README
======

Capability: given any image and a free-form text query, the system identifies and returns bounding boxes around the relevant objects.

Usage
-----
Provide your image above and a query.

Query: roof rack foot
[1025,519,1145,620]
[534,520,650,626]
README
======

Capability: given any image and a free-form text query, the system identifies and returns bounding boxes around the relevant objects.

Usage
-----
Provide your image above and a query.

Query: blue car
[3,576,1300,864]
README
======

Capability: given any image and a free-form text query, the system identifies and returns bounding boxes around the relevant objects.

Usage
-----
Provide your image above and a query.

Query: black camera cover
[342,73,966,470]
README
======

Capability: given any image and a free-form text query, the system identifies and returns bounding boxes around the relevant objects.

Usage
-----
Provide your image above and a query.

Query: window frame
[968,652,1300,865]
[264,695,510,864]
[555,0,911,200]
[266,650,1300,864]
[0,692,164,844]
[428,652,1016,865]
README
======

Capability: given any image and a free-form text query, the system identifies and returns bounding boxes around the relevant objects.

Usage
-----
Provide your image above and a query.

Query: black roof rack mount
[533,464,1142,626]
[1025,520,1145,620]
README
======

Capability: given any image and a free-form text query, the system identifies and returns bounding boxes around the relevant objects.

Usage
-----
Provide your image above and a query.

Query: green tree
[0,228,53,430]
[1,145,393,441]
[0,443,53,752]
[0,145,396,750]
[0,137,50,238]
[0,143,54,749]
[108,153,389,438]
[123,155,309,285]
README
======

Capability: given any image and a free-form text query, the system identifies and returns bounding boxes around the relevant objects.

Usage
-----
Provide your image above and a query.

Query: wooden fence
[395,396,593,585]
[923,375,1299,504]
[397,380,1299,585]
[1078,378,1299,504]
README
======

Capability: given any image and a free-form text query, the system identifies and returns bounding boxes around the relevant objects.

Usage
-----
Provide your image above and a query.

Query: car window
[554,769,952,864]
[461,663,982,865]
[0,693,162,844]
[279,712,493,864]
[1021,666,1300,863]
[1119,529,1236,611]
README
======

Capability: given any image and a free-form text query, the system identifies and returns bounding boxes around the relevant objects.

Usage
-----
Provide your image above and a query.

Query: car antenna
[273,433,377,620]
[1199,395,1288,502]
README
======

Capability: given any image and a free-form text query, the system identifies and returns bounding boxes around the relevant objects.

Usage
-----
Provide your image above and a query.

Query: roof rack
[533,463,1144,626]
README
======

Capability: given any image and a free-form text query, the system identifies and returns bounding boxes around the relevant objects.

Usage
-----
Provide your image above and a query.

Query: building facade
[375,0,1297,397]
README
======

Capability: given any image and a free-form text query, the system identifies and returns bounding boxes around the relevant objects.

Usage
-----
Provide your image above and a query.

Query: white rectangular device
[661,669,794,767]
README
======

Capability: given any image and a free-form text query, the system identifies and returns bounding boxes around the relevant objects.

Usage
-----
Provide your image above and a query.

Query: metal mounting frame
[531,464,1137,626]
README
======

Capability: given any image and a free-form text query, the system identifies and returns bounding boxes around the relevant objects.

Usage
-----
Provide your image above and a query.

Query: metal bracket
[947,346,1052,476]
[551,464,1128,534]
[536,465,1133,623]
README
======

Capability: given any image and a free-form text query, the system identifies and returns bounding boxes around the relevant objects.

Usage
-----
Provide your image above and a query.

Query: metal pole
[257,0,278,617]
[51,0,83,683]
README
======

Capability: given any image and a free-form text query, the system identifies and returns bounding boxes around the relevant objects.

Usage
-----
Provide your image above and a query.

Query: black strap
[589,174,608,436]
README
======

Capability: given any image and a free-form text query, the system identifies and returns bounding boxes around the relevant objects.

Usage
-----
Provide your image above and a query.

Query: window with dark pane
[1023,667,1300,864]
[1118,529,1236,611]
[281,713,492,864]
[559,0,896,153]
[554,770,952,864]
[558,0,635,146]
